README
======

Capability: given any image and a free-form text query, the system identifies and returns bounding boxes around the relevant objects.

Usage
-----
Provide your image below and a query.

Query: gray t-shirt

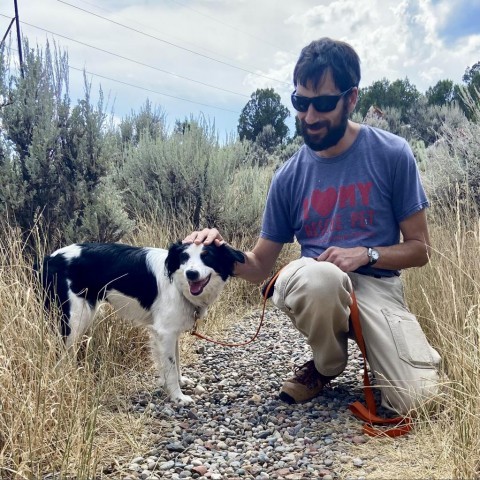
[260,125,429,277]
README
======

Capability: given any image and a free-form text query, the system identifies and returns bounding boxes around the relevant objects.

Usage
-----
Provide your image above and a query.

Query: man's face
[295,72,353,152]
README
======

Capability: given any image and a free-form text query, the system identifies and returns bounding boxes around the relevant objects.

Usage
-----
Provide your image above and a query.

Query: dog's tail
[36,254,72,337]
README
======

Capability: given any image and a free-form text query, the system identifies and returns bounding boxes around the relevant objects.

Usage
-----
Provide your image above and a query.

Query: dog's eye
[179,252,189,263]
[200,250,208,257]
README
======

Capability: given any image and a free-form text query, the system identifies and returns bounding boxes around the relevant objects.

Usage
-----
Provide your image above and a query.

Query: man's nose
[303,103,322,123]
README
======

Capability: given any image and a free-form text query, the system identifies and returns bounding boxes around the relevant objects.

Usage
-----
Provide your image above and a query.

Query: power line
[69,65,241,114]
[69,0,279,75]
[167,0,298,56]
[56,0,290,86]
[2,42,241,114]
[1,16,250,99]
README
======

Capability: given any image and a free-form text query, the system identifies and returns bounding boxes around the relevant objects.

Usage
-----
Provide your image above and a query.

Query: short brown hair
[293,37,361,91]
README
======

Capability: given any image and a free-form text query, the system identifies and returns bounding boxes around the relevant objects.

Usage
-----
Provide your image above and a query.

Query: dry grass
[405,202,480,479]
[0,204,478,478]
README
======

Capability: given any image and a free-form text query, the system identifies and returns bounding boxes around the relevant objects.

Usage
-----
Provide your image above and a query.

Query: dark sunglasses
[291,87,354,113]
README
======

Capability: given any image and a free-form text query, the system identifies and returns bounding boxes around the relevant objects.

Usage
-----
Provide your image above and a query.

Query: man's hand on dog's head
[183,228,225,246]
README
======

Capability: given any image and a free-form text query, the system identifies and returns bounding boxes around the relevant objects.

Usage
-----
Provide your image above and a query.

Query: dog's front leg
[150,331,193,405]
[176,339,194,387]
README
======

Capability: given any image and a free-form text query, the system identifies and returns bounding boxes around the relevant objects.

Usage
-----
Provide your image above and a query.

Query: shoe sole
[278,391,296,404]
[278,390,323,404]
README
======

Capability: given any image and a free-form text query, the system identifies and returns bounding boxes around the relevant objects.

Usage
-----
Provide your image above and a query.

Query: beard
[300,103,349,152]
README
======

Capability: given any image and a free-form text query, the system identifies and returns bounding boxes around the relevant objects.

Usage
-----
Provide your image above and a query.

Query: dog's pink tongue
[189,280,205,295]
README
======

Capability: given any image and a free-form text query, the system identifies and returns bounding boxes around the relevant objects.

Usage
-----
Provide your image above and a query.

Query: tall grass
[404,199,480,479]
[1,205,479,478]
[1,178,479,478]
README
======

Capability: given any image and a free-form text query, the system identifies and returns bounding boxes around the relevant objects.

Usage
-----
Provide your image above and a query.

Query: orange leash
[189,269,282,347]
[348,291,412,437]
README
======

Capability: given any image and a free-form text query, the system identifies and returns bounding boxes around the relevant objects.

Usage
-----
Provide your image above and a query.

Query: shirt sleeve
[260,171,295,244]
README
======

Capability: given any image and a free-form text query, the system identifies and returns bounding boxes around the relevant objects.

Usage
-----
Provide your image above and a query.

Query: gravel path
[122,308,385,480]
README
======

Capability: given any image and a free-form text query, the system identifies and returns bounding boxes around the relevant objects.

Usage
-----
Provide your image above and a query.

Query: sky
[1,0,479,140]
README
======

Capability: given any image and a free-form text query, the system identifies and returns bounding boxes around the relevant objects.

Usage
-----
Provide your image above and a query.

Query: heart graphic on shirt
[311,187,338,217]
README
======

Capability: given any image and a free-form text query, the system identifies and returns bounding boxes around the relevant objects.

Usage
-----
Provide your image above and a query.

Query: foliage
[423,62,480,120]
[406,96,468,146]
[357,97,468,149]
[426,79,456,106]
[422,90,480,207]
[462,60,480,85]
[254,124,279,153]
[117,116,269,233]
[237,88,290,143]
[217,164,275,239]
[357,77,420,121]
[119,99,167,146]
[0,41,131,248]
[460,63,480,121]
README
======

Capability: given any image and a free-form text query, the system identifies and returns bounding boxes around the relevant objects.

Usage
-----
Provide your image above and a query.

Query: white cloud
[1,0,478,137]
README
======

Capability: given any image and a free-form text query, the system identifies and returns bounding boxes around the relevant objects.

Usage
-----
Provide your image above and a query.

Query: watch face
[369,248,379,264]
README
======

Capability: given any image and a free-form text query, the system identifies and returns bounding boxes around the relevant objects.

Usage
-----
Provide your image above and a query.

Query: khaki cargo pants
[272,257,441,414]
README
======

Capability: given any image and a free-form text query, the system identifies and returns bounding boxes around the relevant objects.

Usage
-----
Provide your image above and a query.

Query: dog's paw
[179,375,195,387]
[171,393,194,405]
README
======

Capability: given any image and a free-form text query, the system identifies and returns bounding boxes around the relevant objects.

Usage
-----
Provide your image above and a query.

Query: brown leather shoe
[279,360,337,404]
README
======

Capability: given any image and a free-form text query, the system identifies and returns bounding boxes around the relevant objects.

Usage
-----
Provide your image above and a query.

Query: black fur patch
[43,244,159,316]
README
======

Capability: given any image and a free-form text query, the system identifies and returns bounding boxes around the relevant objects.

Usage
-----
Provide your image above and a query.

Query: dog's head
[165,242,245,306]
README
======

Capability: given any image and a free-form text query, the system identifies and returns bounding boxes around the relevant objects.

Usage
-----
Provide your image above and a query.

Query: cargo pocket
[383,307,440,369]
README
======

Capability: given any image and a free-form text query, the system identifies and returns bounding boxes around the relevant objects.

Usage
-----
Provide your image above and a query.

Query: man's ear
[349,86,359,113]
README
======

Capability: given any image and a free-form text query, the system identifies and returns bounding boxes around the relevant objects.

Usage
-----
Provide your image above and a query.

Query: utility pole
[0,1,24,77]
[14,0,24,78]
[1,17,15,46]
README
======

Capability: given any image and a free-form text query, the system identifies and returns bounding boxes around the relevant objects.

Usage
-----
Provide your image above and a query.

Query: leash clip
[190,308,200,336]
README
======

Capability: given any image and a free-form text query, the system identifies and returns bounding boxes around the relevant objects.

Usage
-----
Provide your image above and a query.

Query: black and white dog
[39,241,245,404]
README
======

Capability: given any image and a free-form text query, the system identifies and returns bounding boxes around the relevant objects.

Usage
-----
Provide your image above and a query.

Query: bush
[116,116,271,235]
[0,41,131,248]
[422,92,480,208]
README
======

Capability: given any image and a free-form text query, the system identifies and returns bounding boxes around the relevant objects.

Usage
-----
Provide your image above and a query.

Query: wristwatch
[367,247,379,265]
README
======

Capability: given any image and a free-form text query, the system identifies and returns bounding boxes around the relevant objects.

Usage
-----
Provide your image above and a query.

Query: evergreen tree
[357,78,420,122]
[237,88,290,143]
[426,79,456,106]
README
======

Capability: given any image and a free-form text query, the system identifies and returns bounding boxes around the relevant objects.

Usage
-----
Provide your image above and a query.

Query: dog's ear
[165,241,184,282]
[218,244,245,277]
[222,244,245,264]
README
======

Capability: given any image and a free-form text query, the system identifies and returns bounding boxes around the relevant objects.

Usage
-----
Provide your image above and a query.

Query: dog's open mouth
[188,274,211,296]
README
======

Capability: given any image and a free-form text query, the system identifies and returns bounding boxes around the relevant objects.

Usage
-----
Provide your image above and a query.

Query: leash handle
[190,269,283,347]
[349,291,412,437]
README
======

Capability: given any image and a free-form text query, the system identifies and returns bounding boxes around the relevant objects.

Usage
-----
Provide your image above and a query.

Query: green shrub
[0,41,131,247]
[422,92,480,208]
[117,116,269,233]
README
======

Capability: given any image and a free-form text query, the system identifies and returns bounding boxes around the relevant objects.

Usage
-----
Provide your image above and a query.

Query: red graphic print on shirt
[302,182,374,241]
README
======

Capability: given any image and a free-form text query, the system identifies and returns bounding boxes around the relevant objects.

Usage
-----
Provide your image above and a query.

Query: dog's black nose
[186,270,199,281]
